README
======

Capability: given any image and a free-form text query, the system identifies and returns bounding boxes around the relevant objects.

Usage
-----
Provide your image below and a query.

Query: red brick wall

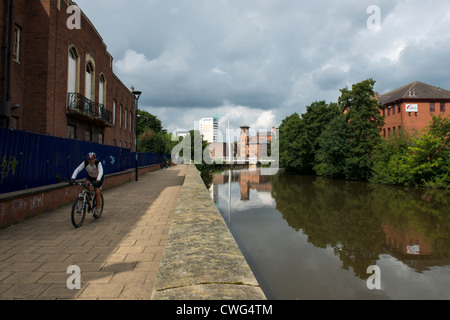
[381,101,449,137]
[12,0,52,134]
[7,0,136,149]
[107,76,136,149]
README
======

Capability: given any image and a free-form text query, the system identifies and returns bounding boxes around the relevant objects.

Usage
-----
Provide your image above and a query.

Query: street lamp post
[131,86,142,182]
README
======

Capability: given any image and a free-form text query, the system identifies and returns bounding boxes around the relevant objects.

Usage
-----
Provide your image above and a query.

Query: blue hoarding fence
[0,127,166,194]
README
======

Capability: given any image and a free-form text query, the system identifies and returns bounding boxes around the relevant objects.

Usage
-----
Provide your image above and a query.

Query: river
[208,168,450,300]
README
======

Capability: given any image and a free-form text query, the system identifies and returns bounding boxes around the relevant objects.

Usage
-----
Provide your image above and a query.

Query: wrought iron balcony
[67,92,113,126]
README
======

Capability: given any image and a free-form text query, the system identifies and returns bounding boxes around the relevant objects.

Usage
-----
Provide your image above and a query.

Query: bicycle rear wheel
[71,197,86,228]
[93,193,104,219]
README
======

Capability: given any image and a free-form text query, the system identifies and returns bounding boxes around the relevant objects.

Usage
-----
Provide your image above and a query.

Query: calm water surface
[209,168,450,300]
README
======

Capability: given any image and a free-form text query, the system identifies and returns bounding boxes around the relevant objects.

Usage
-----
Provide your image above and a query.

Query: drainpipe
[1,0,14,127]
[400,102,403,130]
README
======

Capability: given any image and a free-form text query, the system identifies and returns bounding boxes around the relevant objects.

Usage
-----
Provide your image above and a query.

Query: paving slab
[151,165,266,300]
[0,165,186,300]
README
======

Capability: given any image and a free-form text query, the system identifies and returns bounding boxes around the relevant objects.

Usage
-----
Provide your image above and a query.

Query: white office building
[199,117,218,143]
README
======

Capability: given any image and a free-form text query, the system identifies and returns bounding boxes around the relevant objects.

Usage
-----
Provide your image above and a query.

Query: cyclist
[69,152,104,218]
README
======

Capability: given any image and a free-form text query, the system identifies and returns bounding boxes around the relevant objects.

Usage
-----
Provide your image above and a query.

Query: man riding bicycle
[70,152,104,218]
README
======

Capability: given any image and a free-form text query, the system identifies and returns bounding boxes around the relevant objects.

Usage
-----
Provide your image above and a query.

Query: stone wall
[151,164,266,300]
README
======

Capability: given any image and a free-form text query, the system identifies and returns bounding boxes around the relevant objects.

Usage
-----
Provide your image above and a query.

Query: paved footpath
[0,165,187,300]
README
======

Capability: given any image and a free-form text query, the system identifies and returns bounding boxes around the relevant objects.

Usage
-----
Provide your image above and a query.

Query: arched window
[67,47,78,93]
[85,62,94,101]
[99,74,106,105]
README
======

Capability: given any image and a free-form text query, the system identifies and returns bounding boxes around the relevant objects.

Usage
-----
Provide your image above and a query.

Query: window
[98,132,104,144]
[13,25,21,62]
[387,107,391,116]
[113,99,117,124]
[99,74,106,106]
[67,125,76,139]
[11,116,18,129]
[440,102,446,112]
[85,62,94,101]
[125,108,128,130]
[382,108,385,116]
[119,104,123,127]
[85,129,92,141]
[68,47,78,93]
[398,104,401,113]
[430,102,435,112]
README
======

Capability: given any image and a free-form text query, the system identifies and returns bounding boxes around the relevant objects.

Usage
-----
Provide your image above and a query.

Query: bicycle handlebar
[70,180,93,187]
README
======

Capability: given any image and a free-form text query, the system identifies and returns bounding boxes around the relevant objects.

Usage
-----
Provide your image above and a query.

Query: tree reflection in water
[208,168,450,299]
[270,172,450,278]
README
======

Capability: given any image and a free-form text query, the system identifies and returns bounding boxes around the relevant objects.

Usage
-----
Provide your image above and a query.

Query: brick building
[0,0,136,149]
[238,125,250,159]
[238,125,273,159]
[376,81,450,137]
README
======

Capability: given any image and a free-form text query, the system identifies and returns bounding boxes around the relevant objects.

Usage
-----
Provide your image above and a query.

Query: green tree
[314,115,351,178]
[338,78,385,180]
[163,132,180,156]
[302,101,341,172]
[279,113,308,171]
[371,115,450,189]
[370,130,413,186]
[137,109,162,137]
[428,114,450,149]
[279,102,341,173]
[405,131,449,188]
[137,130,166,154]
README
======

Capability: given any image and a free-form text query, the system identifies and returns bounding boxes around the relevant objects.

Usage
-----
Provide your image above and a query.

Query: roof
[376,81,450,105]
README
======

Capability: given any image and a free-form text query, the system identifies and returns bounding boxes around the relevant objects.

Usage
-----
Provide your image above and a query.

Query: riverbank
[151,164,266,300]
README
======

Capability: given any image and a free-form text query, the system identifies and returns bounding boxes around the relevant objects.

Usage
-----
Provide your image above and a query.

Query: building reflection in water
[211,168,273,202]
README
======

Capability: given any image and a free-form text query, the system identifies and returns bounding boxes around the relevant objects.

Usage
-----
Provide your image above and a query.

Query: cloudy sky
[74,0,450,135]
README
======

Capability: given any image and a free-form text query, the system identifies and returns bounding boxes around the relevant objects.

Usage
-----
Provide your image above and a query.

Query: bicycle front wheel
[71,197,86,228]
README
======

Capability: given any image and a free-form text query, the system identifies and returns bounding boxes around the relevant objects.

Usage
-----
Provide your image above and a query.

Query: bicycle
[70,181,104,228]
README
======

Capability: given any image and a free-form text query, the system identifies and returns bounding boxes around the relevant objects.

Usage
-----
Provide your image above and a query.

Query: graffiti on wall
[1,155,19,184]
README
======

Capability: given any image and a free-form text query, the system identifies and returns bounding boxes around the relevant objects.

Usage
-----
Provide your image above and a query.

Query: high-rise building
[199,117,218,143]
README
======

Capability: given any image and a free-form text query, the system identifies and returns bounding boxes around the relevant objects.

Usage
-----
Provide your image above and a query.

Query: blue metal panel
[0,128,167,194]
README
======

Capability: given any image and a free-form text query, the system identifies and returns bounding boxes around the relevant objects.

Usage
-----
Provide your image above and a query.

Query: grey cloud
[75,0,450,131]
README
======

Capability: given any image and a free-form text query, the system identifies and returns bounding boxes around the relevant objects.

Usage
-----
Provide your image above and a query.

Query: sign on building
[405,104,418,112]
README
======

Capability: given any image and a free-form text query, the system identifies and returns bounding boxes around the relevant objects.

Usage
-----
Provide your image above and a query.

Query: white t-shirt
[71,160,104,181]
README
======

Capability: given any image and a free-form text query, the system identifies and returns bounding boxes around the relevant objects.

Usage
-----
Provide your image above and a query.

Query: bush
[371,115,450,189]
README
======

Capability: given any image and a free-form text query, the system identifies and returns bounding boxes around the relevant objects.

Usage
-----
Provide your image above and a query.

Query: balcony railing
[67,92,113,126]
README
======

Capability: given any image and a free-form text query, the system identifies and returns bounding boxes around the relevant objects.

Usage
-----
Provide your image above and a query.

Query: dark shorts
[87,176,103,189]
